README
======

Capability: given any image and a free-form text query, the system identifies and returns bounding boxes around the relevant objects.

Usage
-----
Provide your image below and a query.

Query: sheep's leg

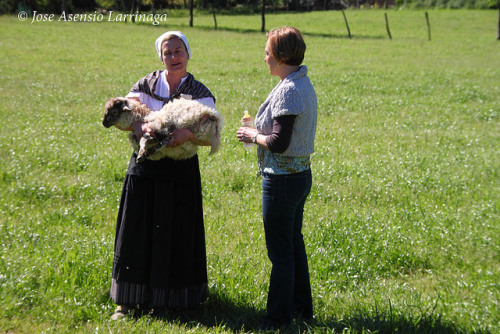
[157,136,172,148]
[142,136,172,158]
[136,134,152,163]
[137,133,162,163]
[136,133,172,163]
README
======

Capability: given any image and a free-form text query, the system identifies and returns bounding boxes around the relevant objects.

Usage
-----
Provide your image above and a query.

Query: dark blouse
[126,71,215,178]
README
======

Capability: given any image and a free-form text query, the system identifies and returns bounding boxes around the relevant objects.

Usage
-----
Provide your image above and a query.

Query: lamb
[102,96,223,162]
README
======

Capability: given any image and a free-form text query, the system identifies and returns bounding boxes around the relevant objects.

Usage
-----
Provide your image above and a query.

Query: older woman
[237,26,317,330]
[110,31,216,320]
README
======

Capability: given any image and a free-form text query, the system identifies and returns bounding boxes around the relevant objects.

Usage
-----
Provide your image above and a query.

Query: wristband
[251,133,258,143]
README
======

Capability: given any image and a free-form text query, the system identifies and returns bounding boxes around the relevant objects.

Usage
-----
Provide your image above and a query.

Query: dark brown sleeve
[266,115,296,153]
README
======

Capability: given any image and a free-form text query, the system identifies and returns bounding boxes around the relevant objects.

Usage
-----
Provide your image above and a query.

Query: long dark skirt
[110,154,208,308]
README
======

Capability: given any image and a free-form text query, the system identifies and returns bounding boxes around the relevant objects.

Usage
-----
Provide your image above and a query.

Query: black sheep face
[103,98,129,128]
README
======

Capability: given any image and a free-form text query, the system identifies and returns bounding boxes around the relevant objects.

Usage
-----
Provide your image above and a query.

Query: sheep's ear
[123,106,132,112]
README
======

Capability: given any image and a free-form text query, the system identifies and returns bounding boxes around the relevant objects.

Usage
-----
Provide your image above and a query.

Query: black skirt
[111,153,208,308]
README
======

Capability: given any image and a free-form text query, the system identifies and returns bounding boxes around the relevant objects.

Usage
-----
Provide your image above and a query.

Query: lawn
[0,9,498,333]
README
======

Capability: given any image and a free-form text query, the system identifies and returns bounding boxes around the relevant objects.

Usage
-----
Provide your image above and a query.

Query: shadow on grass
[154,291,264,332]
[149,291,488,333]
[137,21,385,40]
[314,314,486,334]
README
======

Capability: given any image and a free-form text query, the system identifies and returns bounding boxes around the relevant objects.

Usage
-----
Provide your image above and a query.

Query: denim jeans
[262,169,313,325]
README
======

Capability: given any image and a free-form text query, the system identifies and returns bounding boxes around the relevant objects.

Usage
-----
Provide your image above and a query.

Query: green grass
[0,9,499,333]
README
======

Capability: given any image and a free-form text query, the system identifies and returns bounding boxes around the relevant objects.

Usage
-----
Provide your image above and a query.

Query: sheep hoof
[136,152,147,163]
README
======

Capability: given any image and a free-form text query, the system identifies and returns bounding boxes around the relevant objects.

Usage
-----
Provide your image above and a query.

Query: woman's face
[161,38,189,75]
[264,38,280,76]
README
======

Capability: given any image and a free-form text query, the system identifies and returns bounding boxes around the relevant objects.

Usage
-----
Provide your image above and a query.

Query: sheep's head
[103,97,134,129]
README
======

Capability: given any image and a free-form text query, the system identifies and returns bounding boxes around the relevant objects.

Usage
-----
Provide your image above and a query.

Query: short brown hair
[266,26,306,66]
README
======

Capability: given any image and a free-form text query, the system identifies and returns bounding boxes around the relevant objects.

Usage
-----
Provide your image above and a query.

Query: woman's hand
[132,121,155,139]
[168,128,195,147]
[237,126,259,144]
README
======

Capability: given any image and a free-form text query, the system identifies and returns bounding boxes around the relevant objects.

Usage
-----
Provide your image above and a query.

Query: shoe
[293,309,313,321]
[260,317,289,331]
[151,307,168,318]
[111,305,132,320]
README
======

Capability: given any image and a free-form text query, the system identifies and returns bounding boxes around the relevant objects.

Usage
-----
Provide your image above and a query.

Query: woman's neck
[278,65,300,80]
[165,71,187,94]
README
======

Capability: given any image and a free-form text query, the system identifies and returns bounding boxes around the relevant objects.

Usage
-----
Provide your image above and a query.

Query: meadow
[0,8,498,333]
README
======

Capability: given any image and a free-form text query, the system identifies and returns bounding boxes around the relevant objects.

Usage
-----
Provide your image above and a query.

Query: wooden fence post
[189,0,193,27]
[342,10,351,39]
[425,11,431,41]
[385,13,392,40]
[497,0,500,40]
[261,0,265,33]
[212,3,217,30]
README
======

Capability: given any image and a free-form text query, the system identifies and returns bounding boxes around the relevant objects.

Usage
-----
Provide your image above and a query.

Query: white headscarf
[155,31,191,61]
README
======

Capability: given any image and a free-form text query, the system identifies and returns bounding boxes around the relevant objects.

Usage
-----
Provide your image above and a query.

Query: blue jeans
[262,169,313,325]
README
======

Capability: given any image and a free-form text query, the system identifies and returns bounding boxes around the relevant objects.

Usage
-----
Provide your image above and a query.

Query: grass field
[0,8,499,333]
